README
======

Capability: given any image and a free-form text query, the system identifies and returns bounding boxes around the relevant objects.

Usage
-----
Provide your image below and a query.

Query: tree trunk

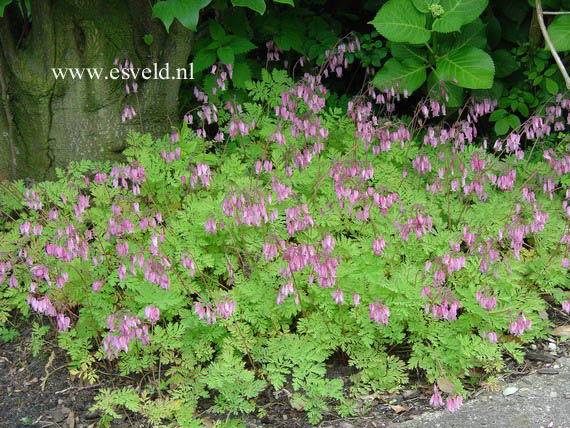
[0,0,193,181]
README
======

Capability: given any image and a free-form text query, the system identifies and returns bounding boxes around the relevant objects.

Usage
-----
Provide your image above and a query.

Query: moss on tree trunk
[0,0,193,181]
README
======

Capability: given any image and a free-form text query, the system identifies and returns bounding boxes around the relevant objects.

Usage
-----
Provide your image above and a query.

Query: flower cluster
[221,190,277,227]
[194,297,236,325]
[104,313,150,359]
[109,163,146,195]
[476,290,497,311]
[181,163,212,189]
[509,313,532,336]
[394,213,433,243]
[322,36,361,79]
[369,302,390,325]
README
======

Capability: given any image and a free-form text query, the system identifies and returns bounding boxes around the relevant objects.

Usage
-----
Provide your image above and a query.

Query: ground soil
[1,306,568,428]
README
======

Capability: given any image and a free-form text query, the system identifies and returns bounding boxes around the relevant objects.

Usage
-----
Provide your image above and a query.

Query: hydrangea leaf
[370,0,430,44]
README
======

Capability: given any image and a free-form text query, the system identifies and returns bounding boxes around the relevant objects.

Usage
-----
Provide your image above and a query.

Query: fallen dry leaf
[390,404,410,414]
[552,325,570,336]
[437,376,455,394]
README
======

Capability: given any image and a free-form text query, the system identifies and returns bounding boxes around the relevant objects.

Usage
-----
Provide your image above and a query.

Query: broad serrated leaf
[491,49,519,78]
[494,117,509,135]
[390,42,427,62]
[373,58,427,94]
[217,46,235,65]
[450,19,487,50]
[485,13,501,48]
[209,20,226,41]
[0,0,12,18]
[548,15,570,52]
[432,0,488,33]
[232,62,252,88]
[436,46,494,89]
[545,78,559,95]
[228,36,257,55]
[232,0,266,14]
[412,0,436,12]
[193,49,217,73]
[370,0,430,44]
[152,0,212,32]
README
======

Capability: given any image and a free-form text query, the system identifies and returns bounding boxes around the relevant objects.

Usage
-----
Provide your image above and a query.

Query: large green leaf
[0,0,12,17]
[491,49,519,78]
[273,0,294,5]
[232,62,252,88]
[193,49,217,73]
[427,71,464,107]
[412,0,437,12]
[209,20,226,41]
[152,0,212,32]
[373,58,427,94]
[432,0,488,33]
[548,15,570,52]
[436,19,486,55]
[390,42,427,62]
[450,19,487,50]
[227,36,257,55]
[370,0,430,44]
[217,46,235,65]
[232,0,267,14]
[436,46,494,89]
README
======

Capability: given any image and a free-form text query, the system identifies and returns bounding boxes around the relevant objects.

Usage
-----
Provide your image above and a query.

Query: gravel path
[391,356,570,428]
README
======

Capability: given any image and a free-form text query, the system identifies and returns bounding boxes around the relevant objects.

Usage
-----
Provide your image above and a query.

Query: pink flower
[353,293,360,307]
[20,221,31,235]
[332,289,344,305]
[369,302,390,325]
[563,257,569,269]
[118,264,127,281]
[92,280,104,292]
[373,237,385,256]
[9,275,18,288]
[321,234,335,254]
[205,219,217,234]
[509,313,532,336]
[445,394,463,413]
[562,300,570,314]
[429,385,443,408]
[144,306,160,324]
[57,313,71,331]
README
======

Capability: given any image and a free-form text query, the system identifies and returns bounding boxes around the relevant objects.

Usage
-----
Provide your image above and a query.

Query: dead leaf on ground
[552,325,570,336]
[390,404,410,414]
[437,376,455,394]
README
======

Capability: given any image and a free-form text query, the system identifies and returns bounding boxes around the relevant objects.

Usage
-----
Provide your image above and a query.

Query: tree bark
[0,0,194,181]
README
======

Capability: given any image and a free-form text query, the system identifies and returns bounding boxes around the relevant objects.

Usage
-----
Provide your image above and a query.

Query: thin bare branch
[542,10,570,15]
[536,0,570,90]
